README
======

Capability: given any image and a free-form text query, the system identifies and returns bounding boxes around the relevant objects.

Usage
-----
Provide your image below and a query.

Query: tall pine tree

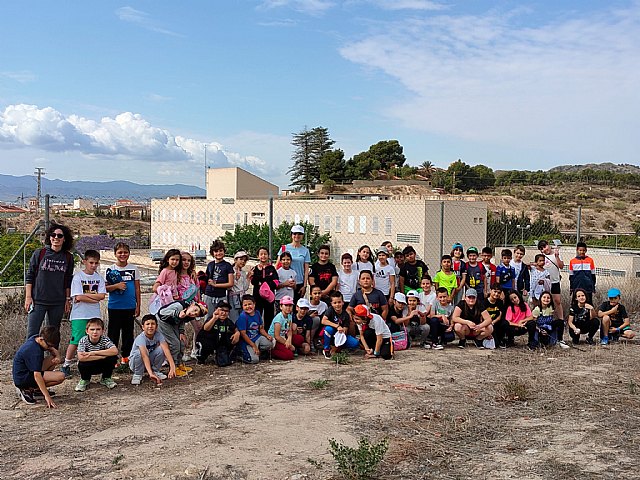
[287,126,335,193]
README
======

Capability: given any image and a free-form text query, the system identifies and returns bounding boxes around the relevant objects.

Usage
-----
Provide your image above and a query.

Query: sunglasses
[50,233,64,239]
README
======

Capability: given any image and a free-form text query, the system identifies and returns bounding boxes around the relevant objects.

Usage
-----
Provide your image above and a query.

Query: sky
[0,0,639,191]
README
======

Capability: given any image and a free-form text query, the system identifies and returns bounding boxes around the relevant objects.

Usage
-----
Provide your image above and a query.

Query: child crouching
[75,318,119,392]
[129,314,176,385]
[353,304,393,360]
[195,301,240,366]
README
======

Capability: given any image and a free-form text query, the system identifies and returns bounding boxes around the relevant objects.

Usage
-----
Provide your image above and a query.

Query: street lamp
[516,224,531,245]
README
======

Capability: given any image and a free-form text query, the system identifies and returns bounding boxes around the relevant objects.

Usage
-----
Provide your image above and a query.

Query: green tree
[287,126,335,193]
[469,164,496,190]
[319,149,346,183]
[0,233,42,286]
[345,151,381,180]
[367,140,406,170]
[220,221,331,263]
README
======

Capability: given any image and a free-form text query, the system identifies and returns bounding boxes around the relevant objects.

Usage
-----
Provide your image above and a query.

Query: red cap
[353,304,373,319]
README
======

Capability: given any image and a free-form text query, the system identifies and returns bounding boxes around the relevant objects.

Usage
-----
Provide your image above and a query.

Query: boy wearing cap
[321,291,359,358]
[293,298,313,355]
[194,301,240,366]
[598,288,635,345]
[374,247,396,299]
[237,294,273,363]
[399,246,429,294]
[387,292,407,330]
[404,290,430,347]
[427,287,455,349]
[309,245,338,301]
[353,305,393,360]
[464,247,486,301]
[451,288,494,349]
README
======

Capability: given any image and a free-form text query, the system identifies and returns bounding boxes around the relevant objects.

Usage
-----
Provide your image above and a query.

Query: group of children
[13,233,635,407]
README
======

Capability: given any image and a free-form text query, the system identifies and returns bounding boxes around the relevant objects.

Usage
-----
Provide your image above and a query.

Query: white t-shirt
[543,253,562,283]
[338,270,358,302]
[70,270,106,320]
[375,257,396,270]
[373,264,395,295]
[308,300,328,318]
[510,259,523,280]
[276,267,297,301]
[358,313,391,338]
[419,291,436,309]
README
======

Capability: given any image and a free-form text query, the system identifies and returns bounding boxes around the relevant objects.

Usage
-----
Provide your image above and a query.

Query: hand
[168,366,176,379]
[50,356,62,366]
[298,285,307,296]
[179,334,187,346]
[365,348,373,355]
[612,304,619,312]
[286,279,296,287]
[24,297,33,313]
[208,279,216,286]
[135,306,140,317]
[288,343,295,351]
[231,331,240,343]
[365,353,376,359]
[253,345,260,355]
[522,290,528,296]
[337,326,345,333]
[585,304,593,311]
[150,373,161,385]
[45,396,57,409]
[117,281,127,291]
[64,299,72,314]
[266,335,273,342]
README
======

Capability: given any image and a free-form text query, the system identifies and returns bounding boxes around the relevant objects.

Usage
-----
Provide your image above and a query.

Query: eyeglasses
[50,233,64,239]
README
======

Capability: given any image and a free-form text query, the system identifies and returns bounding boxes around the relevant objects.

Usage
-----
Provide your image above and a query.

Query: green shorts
[70,319,89,345]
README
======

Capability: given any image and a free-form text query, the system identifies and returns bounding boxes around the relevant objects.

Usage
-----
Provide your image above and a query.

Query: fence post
[576,205,582,244]
[44,194,50,231]
[268,195,274,260]
[439,201,445,258]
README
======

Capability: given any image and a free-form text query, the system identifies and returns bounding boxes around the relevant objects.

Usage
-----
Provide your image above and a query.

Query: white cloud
[0,104,270,175]
[259,0,334,15]
[340,5,640,159]
[0,71,37,83]
[361,0,445,11]
[115,6,183,37]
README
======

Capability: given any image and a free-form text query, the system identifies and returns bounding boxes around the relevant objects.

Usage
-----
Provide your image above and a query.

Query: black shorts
[550,282,561,295]
[15,371,41,390]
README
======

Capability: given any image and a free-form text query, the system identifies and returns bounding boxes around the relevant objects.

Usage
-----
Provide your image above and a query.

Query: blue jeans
[27,303,65,344]
[323,326,359,351]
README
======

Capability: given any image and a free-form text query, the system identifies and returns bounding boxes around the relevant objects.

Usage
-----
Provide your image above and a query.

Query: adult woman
[25,223,75,343]
[282,225,310,304]
[451,288,494,349]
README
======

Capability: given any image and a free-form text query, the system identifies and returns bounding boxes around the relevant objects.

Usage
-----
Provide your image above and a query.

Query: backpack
[105,268,124,295]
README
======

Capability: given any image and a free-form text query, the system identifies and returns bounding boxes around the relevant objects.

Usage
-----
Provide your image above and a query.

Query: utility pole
[34,167,45,213]
[452,171,456,194]
[204,144,207,194]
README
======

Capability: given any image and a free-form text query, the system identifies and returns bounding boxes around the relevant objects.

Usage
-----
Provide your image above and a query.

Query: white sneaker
[558,340,570,350]
[153,371,167,380]
[131,374,143,385]
[182,353,192,362]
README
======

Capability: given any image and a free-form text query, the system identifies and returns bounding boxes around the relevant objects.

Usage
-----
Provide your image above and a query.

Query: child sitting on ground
[75,318,119,392]
[321,291,359,358]
[129,314,176,385]
[195,301,240,366]
[353,305,393,360]
[502,290,534,348]
[567,288,599,345]
[157,300,208,376]
[427,287,455,350]
[62,249,107,378]
[13,326,65,407]
[292,298,313,356]
[236,294,273,363]
[530,291,567,349]
[598,288,635,344]
[268,295,297,360]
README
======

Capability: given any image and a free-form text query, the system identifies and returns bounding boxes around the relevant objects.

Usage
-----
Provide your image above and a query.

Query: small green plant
[114,362,129,374]
[112,453,124,466]
[329,437,389,480]
[331,352,350,365]
[309,379,330,390]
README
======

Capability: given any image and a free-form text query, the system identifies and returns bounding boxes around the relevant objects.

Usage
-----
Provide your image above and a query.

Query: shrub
[329,437,389,480]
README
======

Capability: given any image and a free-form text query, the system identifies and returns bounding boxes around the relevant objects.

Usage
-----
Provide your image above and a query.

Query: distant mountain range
[548,162,640,174]
[0,174,205,203]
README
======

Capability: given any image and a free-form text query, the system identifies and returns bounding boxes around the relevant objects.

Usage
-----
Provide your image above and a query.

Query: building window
[275,214,281,226]
[348,216,355,233]
[385,217,392,235]
[479,217,484,224]
[372,216,379,234]
[236,212,241,225]
[294,214,300,224]
[216,211,221,225]
[303,214,310,223]
[244,213,248,225]
[335,216,342,232]
[172,209,177,222]
[285,214,291,223]
[324,215,331,232]
[162,209,167,221]
[314,215,320,229]
[359,216,366,234]
[190,212,195,224]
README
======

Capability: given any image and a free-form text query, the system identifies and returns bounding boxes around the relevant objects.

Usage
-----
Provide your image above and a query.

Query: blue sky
[1,0,638,190]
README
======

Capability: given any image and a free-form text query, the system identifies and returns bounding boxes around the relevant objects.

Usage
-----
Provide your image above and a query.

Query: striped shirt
[78,334,115,352]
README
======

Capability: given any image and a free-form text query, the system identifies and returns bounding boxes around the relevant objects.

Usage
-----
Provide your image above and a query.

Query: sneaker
[474,339,485,349]
[121,357,129,364]
[180,364,193,373]
[422,342,432,350]
[558,340,570,349]
[323,349,332,359]
[457,339,466,349]
[131,374,143,385]
[498,341,507,350]
[182,353,192,362]
[153,371,167,380]
[600,336,609,346]
[433,344,444,350]
[16,387,36,405]
[192,342,202,358]
[100,378,117,389]
[586,337,595,345]
[60,365,72,378]
[32,388,56,397]
[175,366,189,377]
[75,379,90,392]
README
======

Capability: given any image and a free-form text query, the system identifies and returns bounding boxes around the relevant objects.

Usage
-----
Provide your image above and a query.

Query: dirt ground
[1,338,639,480]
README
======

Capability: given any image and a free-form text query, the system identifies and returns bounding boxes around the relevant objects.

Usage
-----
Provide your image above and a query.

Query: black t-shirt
[197,317,237,346]
[399,260,429,290]
[484,298,504,322]
[456,299,485,325]
[309,262,338,292]
[465,263,486,293]
[569,306,591,325]
[293,314,313,336]
[598,302,628,327]
[204,260,234,297]
[323,307,351,331]
[349,288,388,316]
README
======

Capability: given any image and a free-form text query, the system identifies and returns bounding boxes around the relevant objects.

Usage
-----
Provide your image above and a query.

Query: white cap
[291,225,305,234]
[394,292,407,304]
[296,298,311,309]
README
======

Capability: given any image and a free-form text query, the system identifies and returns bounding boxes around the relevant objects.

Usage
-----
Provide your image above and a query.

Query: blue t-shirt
[284,244,311,284]
[236,311,264,344]
[106,263,139,310]
[496,264,516,290]
[12,336,45,386]
[268,312,292,337]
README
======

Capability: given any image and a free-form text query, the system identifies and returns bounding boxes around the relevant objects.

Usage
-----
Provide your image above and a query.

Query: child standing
[321,291,359,358]
[374,248,396,300]
[399,246,429,294]
[153,248,182,302]
[338,253,358,303]
[250,247,279,330]
[61,250,107,378]
[529,254,551,307]
[433,255,459,302]
[353,305,393,360]
[179,251,202,361]
[464,247,486,300]
[451,243,467,303]
[598,288,635,344]
[309,245,339,301]
[13,326,65,407]
[567,288,599,345]
[354,245,376,273]
[569,242,596,305]
[129,314,176,385]
[105,242,140,365]
[229,251,250,323]
[75,318,119,392]
[511,245,530,298]
[236,294,273,364]
[195,301,240,366]
[276,251,297,310]
[203,240,234,320]
[496,249,516,295]
[480,247,497,299]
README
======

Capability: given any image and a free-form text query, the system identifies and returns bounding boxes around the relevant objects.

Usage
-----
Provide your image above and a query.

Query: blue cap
[607,288,621,298]
[452,242,463,250]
